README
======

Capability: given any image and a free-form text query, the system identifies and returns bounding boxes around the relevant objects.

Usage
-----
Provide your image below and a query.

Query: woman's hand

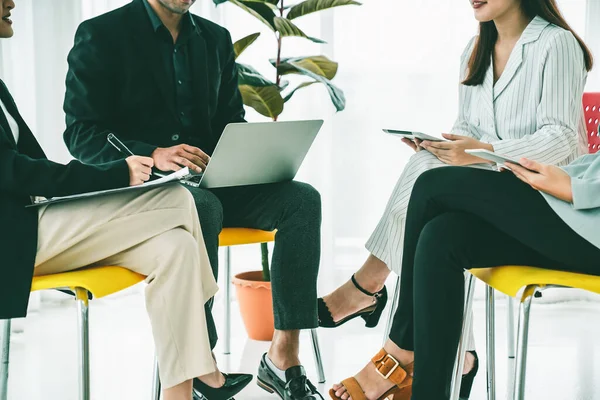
[420,133,494,166]
[401,138,423,152]
[506,158,573,203]
[126,155,154,186]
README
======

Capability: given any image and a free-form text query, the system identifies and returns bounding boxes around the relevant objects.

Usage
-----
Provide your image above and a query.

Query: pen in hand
[107,133,134,156]
[107,133,165,177]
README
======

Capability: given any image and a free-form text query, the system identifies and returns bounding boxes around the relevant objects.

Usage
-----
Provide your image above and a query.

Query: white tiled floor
[4,288,600,400]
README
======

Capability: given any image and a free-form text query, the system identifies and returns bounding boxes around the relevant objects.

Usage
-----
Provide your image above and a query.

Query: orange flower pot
[232,270,275,341]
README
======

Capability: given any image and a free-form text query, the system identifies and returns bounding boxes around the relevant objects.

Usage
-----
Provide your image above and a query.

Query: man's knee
[286,182,322,219]
[187,188,224,231]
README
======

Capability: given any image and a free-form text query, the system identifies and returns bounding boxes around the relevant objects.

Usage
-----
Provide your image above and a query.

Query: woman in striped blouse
[322,0,594,399]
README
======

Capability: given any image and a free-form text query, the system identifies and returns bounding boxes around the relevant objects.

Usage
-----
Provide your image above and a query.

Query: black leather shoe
[257,354,323,400]
[193,373,253,400]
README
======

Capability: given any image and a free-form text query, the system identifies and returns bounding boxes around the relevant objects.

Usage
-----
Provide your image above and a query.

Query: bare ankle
[268,330,301,370]
[354,256,390,293]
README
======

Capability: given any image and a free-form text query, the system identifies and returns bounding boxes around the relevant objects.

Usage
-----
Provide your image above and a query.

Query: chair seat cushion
[470,266,600,298]
[219,228,276,247]
[32,266,145,298]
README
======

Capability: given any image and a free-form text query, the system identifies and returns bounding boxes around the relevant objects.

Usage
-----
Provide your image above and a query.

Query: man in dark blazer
[63,1,322,398]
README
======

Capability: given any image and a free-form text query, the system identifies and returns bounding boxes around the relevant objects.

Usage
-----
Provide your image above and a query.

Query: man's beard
[157,0,194,14]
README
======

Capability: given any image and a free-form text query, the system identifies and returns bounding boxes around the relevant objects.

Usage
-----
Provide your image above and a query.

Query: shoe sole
[257,377,284,400]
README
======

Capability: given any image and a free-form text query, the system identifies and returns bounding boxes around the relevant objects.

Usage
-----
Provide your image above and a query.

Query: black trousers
[388,167,600,400]
[186,181,322,349]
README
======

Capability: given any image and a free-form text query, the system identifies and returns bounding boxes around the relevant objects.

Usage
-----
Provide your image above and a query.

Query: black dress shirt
[143,0,199,142]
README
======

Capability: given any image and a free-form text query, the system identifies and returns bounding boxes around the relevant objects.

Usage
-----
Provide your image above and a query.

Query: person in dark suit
[0,1,253,398]
[63,1,323,398]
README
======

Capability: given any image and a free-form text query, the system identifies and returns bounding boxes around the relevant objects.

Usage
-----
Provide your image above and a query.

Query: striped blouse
[451,16,588,166]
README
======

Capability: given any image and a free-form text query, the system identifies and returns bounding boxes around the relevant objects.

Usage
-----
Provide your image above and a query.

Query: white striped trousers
[366,150,478,350]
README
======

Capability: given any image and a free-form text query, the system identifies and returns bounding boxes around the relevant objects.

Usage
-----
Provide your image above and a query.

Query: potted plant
[225,0,361,341]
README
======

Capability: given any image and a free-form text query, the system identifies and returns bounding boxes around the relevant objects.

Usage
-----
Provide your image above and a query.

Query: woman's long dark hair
[463,0,594,86]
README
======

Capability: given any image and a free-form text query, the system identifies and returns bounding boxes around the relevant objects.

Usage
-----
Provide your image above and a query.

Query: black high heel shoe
[318,274,387,328]
[459,351,479,400]
[193,373,253,400]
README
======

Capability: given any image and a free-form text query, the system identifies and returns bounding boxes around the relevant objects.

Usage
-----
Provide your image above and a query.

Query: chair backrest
[583,92,600,154]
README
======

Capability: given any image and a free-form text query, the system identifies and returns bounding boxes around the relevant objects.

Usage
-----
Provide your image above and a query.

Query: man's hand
[401,138,423,152]
[420,133,494,166]
[126,156,154,186]
[151,144,210,173]
[506,158,573,203]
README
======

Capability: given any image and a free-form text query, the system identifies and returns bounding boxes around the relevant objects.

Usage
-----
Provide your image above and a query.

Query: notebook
[27,168,193,208]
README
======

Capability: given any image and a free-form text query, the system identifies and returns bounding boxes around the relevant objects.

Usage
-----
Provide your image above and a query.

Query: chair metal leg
[75,288,91,400]
[514,286,535,400]
[224,247,232,355]
[450,274,476,400]
[310,329,326,383]
[383,276,401,347]
[485,286,496,400]
[507,295,516,359]
[151,355,161,400]
[0,319,11,400]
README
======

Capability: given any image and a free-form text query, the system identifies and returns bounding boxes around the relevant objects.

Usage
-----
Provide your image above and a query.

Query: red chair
[583,92,600,153]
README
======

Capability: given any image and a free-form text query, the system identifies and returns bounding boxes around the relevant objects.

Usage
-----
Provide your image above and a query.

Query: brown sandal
[329,348,413,400]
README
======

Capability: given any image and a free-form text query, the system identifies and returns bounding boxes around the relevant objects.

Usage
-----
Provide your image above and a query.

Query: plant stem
[274,0,284,100]
[261,242,271,282]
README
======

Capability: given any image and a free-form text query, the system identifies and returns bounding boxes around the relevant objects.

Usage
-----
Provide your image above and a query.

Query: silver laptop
[182,120,323,189]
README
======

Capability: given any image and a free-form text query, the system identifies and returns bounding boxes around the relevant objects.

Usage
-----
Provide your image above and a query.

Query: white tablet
[382,129,447,142]
[465,149,533,171]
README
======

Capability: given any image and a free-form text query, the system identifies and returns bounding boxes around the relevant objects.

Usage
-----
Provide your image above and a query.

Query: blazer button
[171,134,180,141]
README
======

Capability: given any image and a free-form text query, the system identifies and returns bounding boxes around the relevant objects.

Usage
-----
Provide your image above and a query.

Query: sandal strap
[370,349,411,387]
[351,274,379,297]
[339,378,368,400]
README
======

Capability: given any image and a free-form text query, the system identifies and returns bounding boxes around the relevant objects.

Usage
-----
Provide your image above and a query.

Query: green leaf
[233,32,261,59]
[245,0,279,5]
[239,85,285,118]
[287,0,361,20]
[289,61,345,111]
[237,63,275,87]
[275,55,338,79]
[283,81,318,102]
[273,17,326,43]
[230,0,277,30]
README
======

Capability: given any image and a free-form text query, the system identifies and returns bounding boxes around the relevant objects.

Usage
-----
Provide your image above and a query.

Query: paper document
[27,168,192,208]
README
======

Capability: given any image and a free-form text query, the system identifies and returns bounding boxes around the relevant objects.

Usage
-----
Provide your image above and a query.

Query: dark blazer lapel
[0,83,18,148]
[0,110,14,148]
[129,0,177,118]
[0,80,46,157]
[189,28,210,121]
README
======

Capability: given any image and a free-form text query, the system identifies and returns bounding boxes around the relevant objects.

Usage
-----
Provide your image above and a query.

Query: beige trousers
[34,184,219,389]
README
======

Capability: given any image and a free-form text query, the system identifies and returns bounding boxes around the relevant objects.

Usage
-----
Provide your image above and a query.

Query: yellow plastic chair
[451,267,600,400]
[219,228,325,383]
[0,266,148,400]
